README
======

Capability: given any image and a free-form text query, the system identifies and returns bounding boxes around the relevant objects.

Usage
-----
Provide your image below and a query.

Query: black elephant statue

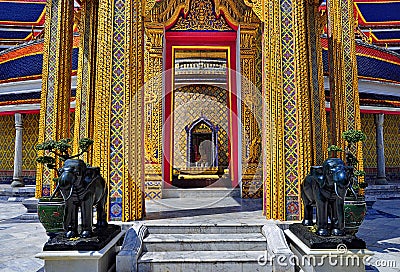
[301,158,353,236]
[54,159,108,238]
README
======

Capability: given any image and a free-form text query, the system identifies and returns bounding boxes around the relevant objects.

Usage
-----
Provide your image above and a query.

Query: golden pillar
[73,0,99,164]
[36,0,75,198]
[306,0,328,165]
[143,26,164,199]
[240,24,263,198]
[261,0,312,220]
[94,0,145,221]
[327,0,363,166]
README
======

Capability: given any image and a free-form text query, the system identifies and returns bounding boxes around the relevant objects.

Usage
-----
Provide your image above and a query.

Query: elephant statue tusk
[49,183,60,201]
[62,184,74,202]
[334,182,343,199]
[350,184,358,199]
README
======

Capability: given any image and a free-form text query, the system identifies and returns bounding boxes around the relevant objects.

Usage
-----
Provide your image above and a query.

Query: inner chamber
[172,49,231,188]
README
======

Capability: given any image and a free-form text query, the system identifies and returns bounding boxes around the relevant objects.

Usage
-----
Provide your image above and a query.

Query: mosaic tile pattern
[383,114,400,168]
[342,0,356,129]
[108,0,126,220]
[145,181,162,199]
[22,114,39,170]
[173,85,229,169]
[281,0,300,220]
[361,113,376,168]
[0,115,15,171]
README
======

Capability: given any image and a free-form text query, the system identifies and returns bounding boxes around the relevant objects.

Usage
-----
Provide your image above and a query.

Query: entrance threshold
[162,188,240,199]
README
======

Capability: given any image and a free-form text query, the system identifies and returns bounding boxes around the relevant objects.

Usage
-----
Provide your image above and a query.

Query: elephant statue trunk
[301,158,353,236]
[57,159,108,238]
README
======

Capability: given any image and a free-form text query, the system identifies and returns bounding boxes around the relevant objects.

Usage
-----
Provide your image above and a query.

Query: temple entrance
[170,84,230,188]
[164,31,239,189]
[143,0,263,200]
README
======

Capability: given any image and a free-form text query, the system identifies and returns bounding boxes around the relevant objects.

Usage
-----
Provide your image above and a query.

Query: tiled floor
[0,196,399,271]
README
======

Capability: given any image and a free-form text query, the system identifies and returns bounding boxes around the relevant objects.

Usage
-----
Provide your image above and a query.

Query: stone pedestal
[285,229,372,272]
[36,230,124,272]
[20,197,39,220]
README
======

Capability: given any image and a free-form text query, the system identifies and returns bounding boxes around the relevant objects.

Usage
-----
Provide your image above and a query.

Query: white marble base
[162,188,240,198]
[36,231,124,272]
[285,229,373,272]
[138,250,271,272]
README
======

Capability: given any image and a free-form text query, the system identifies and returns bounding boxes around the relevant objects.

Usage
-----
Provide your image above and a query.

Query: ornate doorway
[187,117,219,168]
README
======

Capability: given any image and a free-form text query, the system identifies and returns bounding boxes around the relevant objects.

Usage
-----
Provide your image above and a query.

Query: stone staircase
[137,223,271,272]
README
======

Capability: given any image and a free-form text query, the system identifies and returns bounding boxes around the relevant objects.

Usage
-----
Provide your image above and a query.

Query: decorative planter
[344,197,366,235]
[37,197,65,237]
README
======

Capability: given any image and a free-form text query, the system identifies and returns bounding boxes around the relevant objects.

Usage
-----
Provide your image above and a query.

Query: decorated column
[326,0,363,166]
[73,0,99,164]
[35,0,75,198]
[94,0,145,221]
[11,113,23,187]
[258,0,313,220]
[374,114,387,185]
[306,0,328,165]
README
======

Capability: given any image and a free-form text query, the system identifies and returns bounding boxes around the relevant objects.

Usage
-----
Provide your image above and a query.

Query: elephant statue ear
[313,166,324,188]
[83,167,101,187]
[57,168,63,177]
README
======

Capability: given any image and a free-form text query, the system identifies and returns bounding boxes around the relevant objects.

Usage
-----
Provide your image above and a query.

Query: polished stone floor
[0,195,399,271]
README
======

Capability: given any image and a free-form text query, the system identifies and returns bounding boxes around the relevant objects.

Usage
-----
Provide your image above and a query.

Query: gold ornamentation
[262,0,314,220]
[93,0,113,217]
[327,0,363,177]
[145,0,259,28]
[306,1,328,165]
[36,0,75,198]
[144,27,163,166]
[143,0,157,16]
[123,0,145,221]
[244,0,264,22]
[0,115,15,171]
[73,0,98,164]
[171,0,232,31]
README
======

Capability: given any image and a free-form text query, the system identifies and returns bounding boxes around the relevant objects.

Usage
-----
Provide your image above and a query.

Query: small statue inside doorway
[198,139,213,167]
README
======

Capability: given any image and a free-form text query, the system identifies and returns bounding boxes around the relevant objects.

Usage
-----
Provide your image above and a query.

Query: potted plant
[328,129,367,235]
[36,138,94,237]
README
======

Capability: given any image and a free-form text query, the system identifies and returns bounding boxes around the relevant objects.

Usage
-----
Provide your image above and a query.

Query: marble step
[143,233,267,251]
[145,223,263,234]
[366,184,400,199]
[138,250,272,272]
[162,188,240,198]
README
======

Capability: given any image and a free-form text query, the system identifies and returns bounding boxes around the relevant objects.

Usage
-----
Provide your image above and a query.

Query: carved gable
[171,0,233,31]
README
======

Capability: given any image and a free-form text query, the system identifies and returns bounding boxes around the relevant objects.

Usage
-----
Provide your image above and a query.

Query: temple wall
[0,115,15,172]
[22,114,40,171]
[0,114,39,185]
[383,114,400,168]
[361,113,400,183]
[361,113,376,168]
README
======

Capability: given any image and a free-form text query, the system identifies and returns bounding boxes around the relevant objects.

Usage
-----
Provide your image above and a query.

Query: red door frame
[163,31,239,188]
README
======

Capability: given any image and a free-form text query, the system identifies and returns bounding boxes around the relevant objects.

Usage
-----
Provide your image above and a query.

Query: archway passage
[171,86,230,189]
[163,32,239,189]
